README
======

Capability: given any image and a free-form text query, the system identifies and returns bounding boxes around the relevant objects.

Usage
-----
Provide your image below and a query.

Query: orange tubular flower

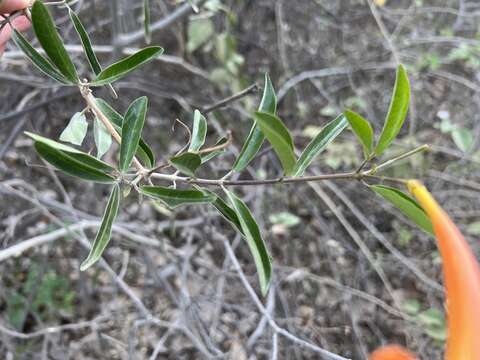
[407,180,480,360]
[370,180,480,360]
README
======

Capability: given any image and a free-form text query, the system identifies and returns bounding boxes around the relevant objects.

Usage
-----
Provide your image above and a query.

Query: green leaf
[187,18,214,53]
[206,190,244,234]
[25,132,115,174]
[59,112,88,146]
[80,185,120,271]
[143,0,151,44]
[344,110,374,156]
[31,1,78,83]
[225,189,272,296]
[91,47,163,86]
[68,8,101,75]
[119,97,148,172]
[140,186,216,209]
[452,128,474,153]
[93,118,112,159]
[189,110,207,152]
[233,73,277,172]
[32,141,115,184]
[169,152,202,177]
[11,29,70,84]
[294,114,348,176]
[95,98,155,167]
[370,185,433,234]
[375,65,410,155]
[254,112,296,176]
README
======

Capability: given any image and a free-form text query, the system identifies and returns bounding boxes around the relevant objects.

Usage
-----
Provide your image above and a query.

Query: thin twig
[201,83,260,114]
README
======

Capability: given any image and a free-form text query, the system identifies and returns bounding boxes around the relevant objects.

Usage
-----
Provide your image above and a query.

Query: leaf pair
[345,65,410,158]
[95,99,155,168]
[235,74,347,177]
[16,2,162,86]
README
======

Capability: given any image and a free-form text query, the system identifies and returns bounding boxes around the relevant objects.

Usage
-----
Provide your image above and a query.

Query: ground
[1,0,480,359]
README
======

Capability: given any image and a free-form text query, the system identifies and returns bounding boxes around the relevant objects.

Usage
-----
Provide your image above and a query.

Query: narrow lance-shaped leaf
[233,73,277,172]
[370,185,433,234]
[68,8,101,75]
[119,97,148,172]
[11,29,69,84]
[189,110,207,152]
[25,132,115,173]
[59,112,88,146]
[294,114,348,176]
[254,112,296,176]
[169,152,202,177]
[225,189,272,296]
[68,8,117,97]
[91,47,164,86]
[95,98,155,167]
[204,190,244,235]
[344,110,374,157]
[80,185,120,271]
[144,0,151,44]
[140,186,216,209]
[375,64,410,156]
[29,139,115,184]
[31,1,78,83]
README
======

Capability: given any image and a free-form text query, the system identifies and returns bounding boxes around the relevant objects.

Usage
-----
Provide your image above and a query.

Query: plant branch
[148,144,429,188]
[365,144,430,174]
[201,83,260,114]
[150,171,360,186]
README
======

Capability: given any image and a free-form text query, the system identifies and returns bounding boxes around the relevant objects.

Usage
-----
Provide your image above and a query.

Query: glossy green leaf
[93,118,112,159]
[119,97,148,172]
[68,8,101,75]
[140,186,216,209]
[375,65,410,156]
[254,112,296,176]
[294,114,347,176]
[32,141,115,183]
[80,185,120,271]
[344,110,374,156]
[91,47,163,86]
[59,112,88,146]
[31,1,78,83]
[370,185,433,234]
[189,110,207,152]
[206,190,244,234]
[169,152,202,177]
[143,0,151,44]
[25,132,115,174]
[225,189,272,296]
[95,98,155,167]
[233,73,277,172]
[11,30,70,84]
